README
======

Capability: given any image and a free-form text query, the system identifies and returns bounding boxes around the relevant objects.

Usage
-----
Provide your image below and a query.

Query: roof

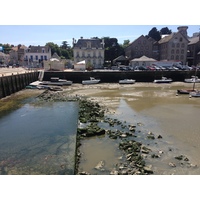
[130,55,157,62]
[50,58,59,62]
[76,60,86,64]
[188,36,200,45]
[27,45,50,53]
[113,55,128,62]
[158,33,175,44]
[73,39,104,49]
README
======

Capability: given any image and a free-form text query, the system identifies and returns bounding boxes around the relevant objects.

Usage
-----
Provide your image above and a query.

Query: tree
[102,37,125,66]
[61,41,70,49]
[160,27,172,35]
[148,27,161,41]
[45,42,61,56]
[122,40,130,48]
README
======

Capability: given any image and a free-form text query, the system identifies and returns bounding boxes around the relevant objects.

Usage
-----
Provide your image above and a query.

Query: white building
[73,38,104,69]
[24,45,51,67]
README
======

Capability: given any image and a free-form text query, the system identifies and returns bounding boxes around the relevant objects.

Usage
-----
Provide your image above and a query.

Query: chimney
[177,26,188,38]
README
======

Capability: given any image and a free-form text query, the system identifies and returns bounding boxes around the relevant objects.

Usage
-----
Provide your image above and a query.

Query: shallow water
[0,100,79,175]
[77,83,200,174]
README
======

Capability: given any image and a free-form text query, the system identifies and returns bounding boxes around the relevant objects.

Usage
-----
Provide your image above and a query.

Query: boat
[184,76,200,83]
[153,76,172,83]
[119,79,136,84]
[177,89,197,94]
[189,91,200,98]
[41,77,72,86]
[82,77,100,85]
[26,81,43,89]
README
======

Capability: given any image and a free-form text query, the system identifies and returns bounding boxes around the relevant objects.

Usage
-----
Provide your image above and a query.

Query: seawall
[0,72,39,99]
[43,70,200,83]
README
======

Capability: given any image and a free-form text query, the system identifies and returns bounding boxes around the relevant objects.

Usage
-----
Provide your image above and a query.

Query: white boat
[153,76,172,83]
[184,76,200,83]
[82,77,100,85]
[41,77,72,86]
[119,79,136,84]
[189,91,200,98]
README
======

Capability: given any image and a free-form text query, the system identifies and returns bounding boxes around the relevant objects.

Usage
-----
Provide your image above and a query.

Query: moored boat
[177,89,197,94]
[189,91,200,98]
[184,76,200,83]
[41,77,72,86]
[119,79,136,84]
[82,77,100,85]
[153,76,172,83]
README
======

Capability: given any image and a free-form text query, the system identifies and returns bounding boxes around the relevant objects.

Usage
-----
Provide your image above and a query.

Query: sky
[0,25,199,47]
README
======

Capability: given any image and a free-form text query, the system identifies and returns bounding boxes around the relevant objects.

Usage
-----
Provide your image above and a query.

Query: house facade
[73,38,104,69]
[187,34,200,66]
[158,26,189,64]
[124,35,156,61]
[24,45,51,67]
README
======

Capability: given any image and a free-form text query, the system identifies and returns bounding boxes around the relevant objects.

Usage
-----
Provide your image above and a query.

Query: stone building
[73,37,104,69]
[124,35,157,61]
[187,33,200,66]
[158,26,189,64]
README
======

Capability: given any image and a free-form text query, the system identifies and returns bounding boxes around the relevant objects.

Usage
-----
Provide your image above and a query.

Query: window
[41,55,43,60]
[181,43,185,48]
[181,49,184,54]
[179,37,183,42]
[30,55,33,60]
[176,55,179,60]
[176,49,179,54]
[171,49,174,54]
[44,56,47,60]
[36,55,38,60]
[176,43,180,48]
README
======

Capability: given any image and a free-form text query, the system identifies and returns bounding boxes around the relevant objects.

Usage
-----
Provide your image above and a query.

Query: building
[187,34,200,66]
[130,55,157,68]
[9,45,27,66]
[124,35,156,61]
[158,26,189,64]
[73,37,105,69]
[24,45,51,67]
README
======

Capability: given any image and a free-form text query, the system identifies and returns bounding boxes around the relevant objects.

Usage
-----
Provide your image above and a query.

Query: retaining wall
[43,70,200,83]
[0,72,39,99]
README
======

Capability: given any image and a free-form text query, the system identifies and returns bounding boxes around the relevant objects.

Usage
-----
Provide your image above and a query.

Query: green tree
[102,37,125,66]
[160,27,172,35]
[122,40,130,48]
[148,27,161,41]
[45,42,61,56]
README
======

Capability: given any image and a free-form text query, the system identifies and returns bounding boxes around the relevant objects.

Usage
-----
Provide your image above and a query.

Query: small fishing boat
[189,91,200,98]
[184,76,200,83]
[177,89,197,94]
[153,76,172,83]
[119,79,136,84]
[82,77,100,85]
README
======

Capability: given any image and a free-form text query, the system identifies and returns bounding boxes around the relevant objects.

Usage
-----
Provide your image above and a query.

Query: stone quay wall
[43,70,200,83]
[0,72,39,99]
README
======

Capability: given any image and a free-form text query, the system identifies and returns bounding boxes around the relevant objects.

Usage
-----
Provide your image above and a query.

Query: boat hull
[119,79,136,84]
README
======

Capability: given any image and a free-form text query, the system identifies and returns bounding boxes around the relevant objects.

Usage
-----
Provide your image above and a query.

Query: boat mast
[192,68,197,90]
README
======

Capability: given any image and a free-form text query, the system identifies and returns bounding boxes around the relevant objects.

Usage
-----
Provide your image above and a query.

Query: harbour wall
[0,72,39,99]
[43,70,200,83]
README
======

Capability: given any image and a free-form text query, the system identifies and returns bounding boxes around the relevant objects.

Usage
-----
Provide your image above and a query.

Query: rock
[157,135,163,139]
[169,162,176,167]
[94,160,105,171]
[110,169,119,175]
[143,166,153,174]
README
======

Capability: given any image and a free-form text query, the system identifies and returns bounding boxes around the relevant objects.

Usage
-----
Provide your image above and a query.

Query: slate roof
[73,39,104,49]
[27,45,50,53]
